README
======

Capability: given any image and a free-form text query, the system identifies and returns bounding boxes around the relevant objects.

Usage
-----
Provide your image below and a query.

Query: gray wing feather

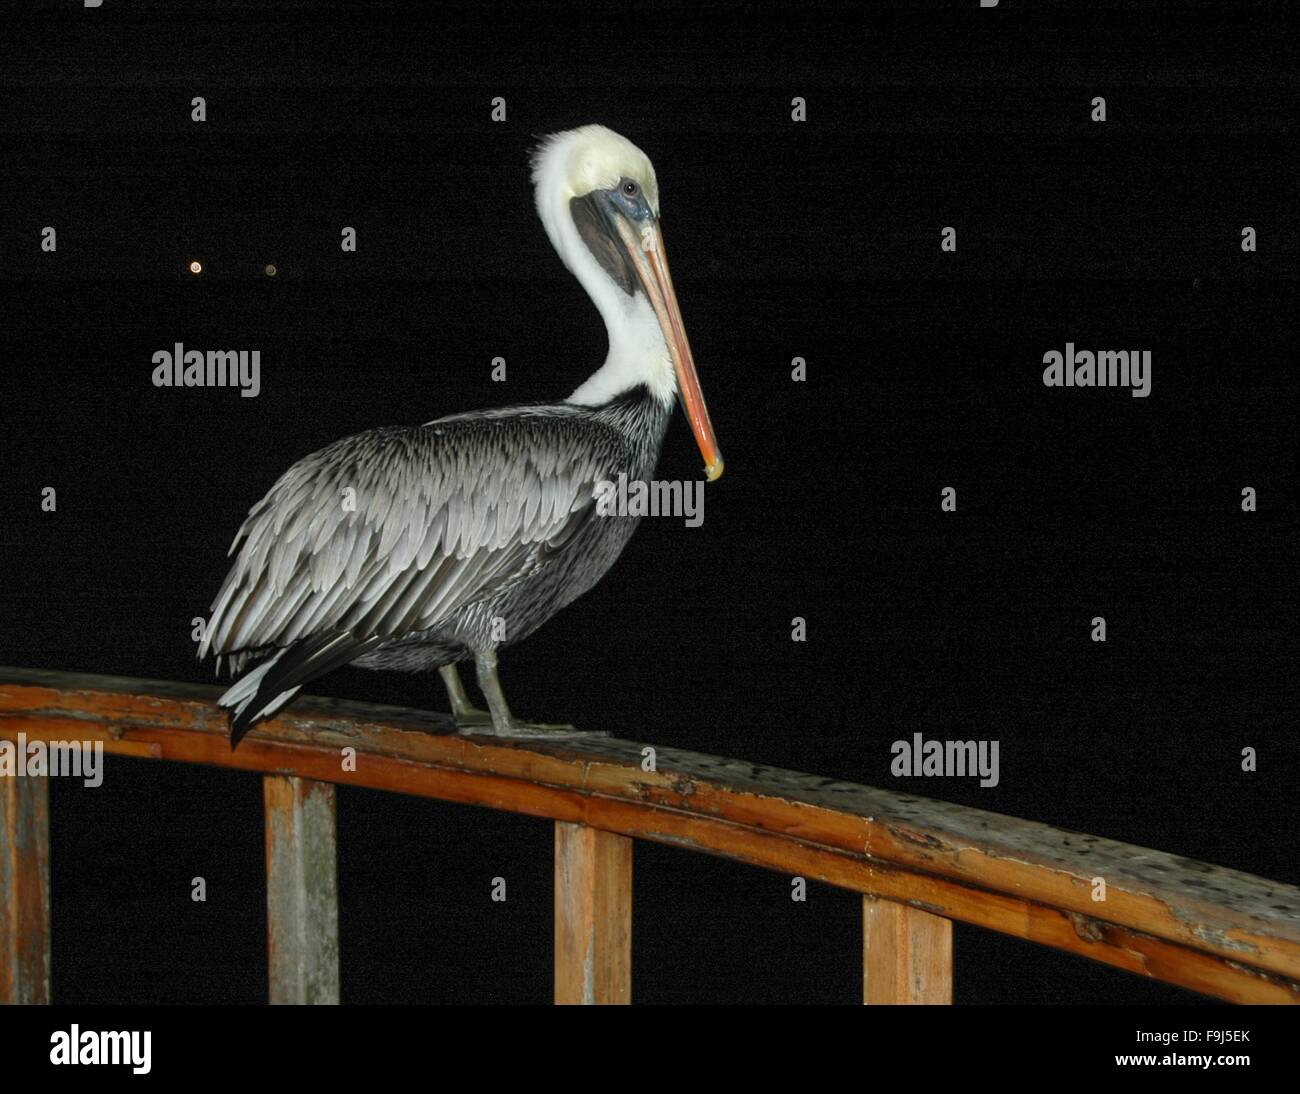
[201,412,620,664]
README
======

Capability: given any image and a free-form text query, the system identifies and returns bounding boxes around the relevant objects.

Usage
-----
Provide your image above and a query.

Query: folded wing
[200,411,621,736]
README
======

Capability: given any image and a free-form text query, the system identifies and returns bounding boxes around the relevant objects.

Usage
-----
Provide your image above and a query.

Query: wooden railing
[1,668,1297,1005]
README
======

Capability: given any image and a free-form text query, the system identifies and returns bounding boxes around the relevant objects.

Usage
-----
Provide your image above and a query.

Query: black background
[1,0,1296,1005]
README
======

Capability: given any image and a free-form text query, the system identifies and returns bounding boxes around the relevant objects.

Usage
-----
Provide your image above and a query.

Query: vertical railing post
[0,772,51,1004]
[554,822,631,1004]
[263,775,340,1005]
[863,895,952,1004]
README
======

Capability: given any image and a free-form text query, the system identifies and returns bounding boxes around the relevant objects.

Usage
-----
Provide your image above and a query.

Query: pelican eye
[621,179,640,198]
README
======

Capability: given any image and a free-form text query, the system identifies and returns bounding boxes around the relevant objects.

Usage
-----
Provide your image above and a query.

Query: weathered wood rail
[1,668,1297,1004]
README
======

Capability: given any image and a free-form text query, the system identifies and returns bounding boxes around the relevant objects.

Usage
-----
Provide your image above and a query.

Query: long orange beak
[615,217,724,481]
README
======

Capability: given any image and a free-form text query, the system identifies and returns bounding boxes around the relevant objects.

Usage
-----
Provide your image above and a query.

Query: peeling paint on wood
[1068,911,1105,943]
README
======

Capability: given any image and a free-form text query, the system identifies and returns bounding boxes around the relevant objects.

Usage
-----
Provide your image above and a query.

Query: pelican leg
[439,664,492,728]
[468,649,607,739]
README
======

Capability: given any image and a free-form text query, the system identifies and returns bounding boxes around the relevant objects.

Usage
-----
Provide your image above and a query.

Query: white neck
[534,166,676,409]
[567,289,675,407]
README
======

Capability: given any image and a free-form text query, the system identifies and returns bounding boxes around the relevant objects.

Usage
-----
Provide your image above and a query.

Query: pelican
[200,125,723,747]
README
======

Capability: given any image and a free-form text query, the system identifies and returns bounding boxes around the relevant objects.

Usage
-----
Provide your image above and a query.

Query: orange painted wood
[863,896,952,1004]
[0,768,51,1004]
[1,669,1298,1004]
[554,822,632,1004]
[264,775,340,1004]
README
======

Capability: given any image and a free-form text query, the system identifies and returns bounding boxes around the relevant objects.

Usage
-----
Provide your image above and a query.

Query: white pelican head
[531,124,722,482]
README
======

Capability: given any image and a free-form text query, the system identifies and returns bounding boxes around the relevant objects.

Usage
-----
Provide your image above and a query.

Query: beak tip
[705,457,725,482]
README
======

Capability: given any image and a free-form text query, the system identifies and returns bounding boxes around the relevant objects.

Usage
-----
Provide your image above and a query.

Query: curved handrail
[1,667,1297,1004]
